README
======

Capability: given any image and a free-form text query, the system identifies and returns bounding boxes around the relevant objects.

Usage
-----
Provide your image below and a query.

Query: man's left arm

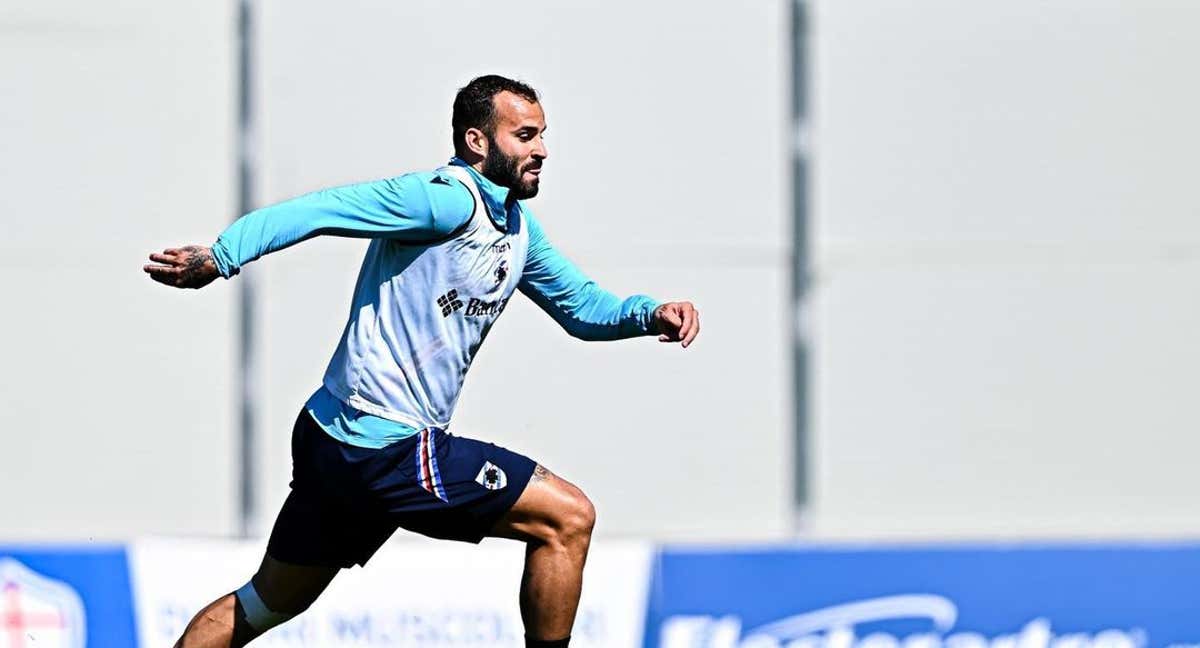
[518,214,700,347]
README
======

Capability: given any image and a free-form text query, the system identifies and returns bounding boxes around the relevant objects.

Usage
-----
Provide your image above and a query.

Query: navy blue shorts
[266,409,537,568]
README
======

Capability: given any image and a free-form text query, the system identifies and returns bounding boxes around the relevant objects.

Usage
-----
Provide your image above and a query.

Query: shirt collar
[449,157,514,230]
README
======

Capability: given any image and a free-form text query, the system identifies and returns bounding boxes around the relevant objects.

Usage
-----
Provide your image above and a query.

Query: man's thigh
[390,428,539,543]
[267,409,400,568]
[487,465,595,543]
[278,409,540,561]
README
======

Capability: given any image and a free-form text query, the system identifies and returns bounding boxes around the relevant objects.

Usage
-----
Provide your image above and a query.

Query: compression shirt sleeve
[518,212,659,341]
[210,172,473,278]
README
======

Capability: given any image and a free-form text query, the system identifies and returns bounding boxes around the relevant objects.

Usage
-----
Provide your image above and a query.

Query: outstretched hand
[143,245,220,289]
[652,301,700,348]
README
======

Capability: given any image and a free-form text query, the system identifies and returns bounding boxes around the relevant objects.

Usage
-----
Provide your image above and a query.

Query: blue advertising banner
[0,545,137,647]
[644,544,1200,648]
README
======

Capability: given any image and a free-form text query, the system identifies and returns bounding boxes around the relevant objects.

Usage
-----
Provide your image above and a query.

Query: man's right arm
[144,171,473,288]
[212,172,472,277]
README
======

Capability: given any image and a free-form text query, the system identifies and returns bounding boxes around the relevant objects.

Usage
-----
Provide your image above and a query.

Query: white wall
[14,0,1183,546]
[808,0,1200,539]
[249,0,793,540]
[0,2,237,538]
[0,0,790,543]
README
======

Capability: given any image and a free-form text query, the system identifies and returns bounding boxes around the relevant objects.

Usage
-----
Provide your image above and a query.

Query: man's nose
[533,139,548,160]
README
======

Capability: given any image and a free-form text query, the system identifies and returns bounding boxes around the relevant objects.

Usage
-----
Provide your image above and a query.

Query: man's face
[481,91,548,200]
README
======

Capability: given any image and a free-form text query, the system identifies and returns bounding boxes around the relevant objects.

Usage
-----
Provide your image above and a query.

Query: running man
[144,75,699,648]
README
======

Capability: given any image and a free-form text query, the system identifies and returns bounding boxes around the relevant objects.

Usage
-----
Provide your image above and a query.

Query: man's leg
[173,554,338,648]
[489,464,596,646]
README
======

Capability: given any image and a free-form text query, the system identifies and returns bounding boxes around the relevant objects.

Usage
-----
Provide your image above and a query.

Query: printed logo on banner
[644,546,1200,648]
[0,558,87,648]
[658,594,1149,648]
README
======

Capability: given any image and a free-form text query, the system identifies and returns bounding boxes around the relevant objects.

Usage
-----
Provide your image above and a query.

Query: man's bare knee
[547,485,595,551]
[568,492,596,540]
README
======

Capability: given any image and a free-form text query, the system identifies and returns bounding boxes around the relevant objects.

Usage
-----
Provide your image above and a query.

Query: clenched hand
[143,245,220,289]
[652,301,700,348]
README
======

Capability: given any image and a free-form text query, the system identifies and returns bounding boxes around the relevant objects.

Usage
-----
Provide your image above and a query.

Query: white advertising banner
[129,536,653,647]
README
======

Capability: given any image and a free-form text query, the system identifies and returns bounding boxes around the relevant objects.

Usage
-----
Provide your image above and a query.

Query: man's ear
[464,127,489,158]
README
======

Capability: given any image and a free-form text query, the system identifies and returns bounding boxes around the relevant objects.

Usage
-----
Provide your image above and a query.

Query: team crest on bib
[475,462,507,490]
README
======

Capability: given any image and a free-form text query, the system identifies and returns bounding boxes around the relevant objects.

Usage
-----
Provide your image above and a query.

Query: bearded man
[145,74,700,648]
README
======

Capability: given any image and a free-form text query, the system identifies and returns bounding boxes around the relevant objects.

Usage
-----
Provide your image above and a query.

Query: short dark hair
[452,75,539,155]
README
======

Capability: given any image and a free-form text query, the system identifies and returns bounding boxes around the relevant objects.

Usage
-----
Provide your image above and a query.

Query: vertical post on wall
[236,0,259,539]
[791,0,812,521]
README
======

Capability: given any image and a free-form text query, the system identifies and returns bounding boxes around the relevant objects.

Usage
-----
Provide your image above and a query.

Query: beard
[481,140,541,199]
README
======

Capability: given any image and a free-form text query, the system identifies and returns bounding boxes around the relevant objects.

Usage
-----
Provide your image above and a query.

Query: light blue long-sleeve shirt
[211,158,659,447]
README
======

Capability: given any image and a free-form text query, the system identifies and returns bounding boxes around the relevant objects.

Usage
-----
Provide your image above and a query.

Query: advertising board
[644,544,1200,648]
[130,536,653,647]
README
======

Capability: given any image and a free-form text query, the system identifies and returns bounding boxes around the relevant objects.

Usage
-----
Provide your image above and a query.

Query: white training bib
[321,165,529,430]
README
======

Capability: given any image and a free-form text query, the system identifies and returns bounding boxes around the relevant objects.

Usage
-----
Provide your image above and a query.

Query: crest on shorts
[475,462,507,490]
